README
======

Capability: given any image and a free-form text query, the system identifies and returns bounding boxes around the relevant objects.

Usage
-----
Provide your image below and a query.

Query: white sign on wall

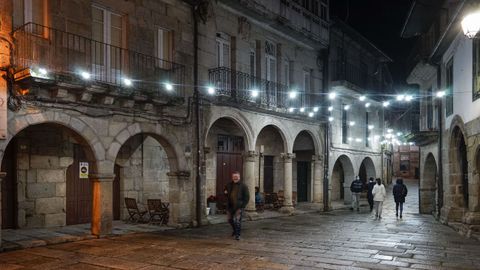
[79,162,89,179]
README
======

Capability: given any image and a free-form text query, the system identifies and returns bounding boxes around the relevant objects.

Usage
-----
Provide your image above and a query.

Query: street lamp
[462,10,480,38]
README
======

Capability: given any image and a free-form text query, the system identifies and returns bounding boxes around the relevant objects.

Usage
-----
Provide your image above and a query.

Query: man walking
[367,177,375,212]
[224,171,250,240]
[350,176,363,211]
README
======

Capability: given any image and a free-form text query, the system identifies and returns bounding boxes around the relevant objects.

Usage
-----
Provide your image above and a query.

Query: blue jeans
[396,202,404,216]
[227,208,244,237]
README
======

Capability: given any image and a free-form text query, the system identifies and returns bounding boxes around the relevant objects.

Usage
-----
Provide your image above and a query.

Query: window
[284,60,290,86]
[216,34,230,68]
[92,5,124,83]
[320,0,328,21]
[265,41,277,82]
[249,49,256,78]
[446,58,453,116]
[342,104,348,144]
[155,27,173,69]
[304,70,311,106]
[473,39,480,100]
[400,155,410,171]
[365,112,370,147]
[427,87,433,129]
[16,0,47,35]
[312,0,319,16]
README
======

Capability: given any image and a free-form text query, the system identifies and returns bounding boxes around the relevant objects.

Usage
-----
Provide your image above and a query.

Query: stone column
[90,174,115,236]
[312,155,323,205]
[244,150,257,213]
[0,172,5,248]
[281,153,295,213]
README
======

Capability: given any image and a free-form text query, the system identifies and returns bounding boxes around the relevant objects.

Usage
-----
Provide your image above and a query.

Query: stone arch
[108,124,180,173]
[0,120,99,228]
[292,129,322,156]
[1,112,104,170]
[449,122,469,210]
[292,130,317,203]
[254,123,289,153]
[205,113,254,151]
[421,153,439,214]
[358,157,376,186]
[331,155,355,203]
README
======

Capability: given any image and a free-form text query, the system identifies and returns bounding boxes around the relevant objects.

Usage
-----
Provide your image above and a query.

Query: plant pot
[208,202,217,215]
[206,207,211,216]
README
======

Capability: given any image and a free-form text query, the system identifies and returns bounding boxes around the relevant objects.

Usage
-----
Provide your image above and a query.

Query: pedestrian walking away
[224,171,250,240]
[367,177,375,212]
[393,178,408,218]
[350,176,363,211]
[372,178,386,219]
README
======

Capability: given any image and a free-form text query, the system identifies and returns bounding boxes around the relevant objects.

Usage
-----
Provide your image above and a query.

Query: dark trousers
[395,202,404,216]
[227,208,243,237]
[367,196,374,211]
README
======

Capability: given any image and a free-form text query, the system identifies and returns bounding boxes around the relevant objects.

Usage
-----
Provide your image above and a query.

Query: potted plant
[207,195,217,215]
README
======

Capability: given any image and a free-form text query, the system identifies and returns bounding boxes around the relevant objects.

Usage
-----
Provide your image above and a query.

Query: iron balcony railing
[13,23,185,97]
[331,61,383,92]
[209,67,307,109]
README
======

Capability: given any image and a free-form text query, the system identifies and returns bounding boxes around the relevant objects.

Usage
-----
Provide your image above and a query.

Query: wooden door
[1,142,16,229]
[216,135,244,197]
[113,164,121,220]
[66,145,92,225]
[264,155,274,193]
[297,161,310,202]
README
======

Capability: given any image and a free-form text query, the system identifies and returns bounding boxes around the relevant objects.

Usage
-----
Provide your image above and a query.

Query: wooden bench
[147,199,170,225]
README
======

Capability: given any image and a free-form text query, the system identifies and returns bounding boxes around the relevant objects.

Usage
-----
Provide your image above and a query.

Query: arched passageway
[359,157,376,187]
[1,123,97,229]
[421,153,439,215]
[331,155,355,204]
[114,133,176,220]
[205,118,250,199]
[255,125,287,194]
[449,126,469,210]
[292,131,316,203]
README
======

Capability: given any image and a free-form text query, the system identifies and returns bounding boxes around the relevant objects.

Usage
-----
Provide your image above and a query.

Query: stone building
[0,0,394,246]
[402,0,480,237]
[327,18,393,205]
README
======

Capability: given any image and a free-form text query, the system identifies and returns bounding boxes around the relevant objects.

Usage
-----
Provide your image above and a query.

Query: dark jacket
[225,181,250,211]
[350,179,363,193]
[367,181,375,199]
[393,179,408,203]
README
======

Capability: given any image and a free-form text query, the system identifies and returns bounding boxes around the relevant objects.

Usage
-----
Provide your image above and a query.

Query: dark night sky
[331,0,415,89]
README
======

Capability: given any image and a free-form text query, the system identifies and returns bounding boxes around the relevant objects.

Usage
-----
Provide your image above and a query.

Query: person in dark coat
[224,171,250,240]
[392,178,408,218]
[350,176,363,211]
[367,177,375,212]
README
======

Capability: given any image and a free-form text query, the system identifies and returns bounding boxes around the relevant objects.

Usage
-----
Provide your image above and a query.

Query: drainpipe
[190,1,201,226]
[437,97,443,218]
[321,48,330,211]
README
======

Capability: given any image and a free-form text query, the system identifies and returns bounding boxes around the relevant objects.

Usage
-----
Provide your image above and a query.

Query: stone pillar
[244,150,257,213]
[90,174,115,236]
[0,172,5,248]
[312,155,323,205]
[281,153,295,213]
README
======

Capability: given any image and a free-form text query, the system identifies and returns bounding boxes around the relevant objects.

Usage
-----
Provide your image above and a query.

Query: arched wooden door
[1,142,17,229]
[66,144,92,225]
[216,135,244,197]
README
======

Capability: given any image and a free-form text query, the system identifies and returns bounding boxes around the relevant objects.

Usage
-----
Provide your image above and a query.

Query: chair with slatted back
[124,197,148,223]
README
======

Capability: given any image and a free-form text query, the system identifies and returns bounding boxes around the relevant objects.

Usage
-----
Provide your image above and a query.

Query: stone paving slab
[1,179,480,269]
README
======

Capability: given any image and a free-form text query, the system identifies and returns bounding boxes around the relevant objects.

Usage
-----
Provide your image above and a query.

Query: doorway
[216,135,244,197]
[1,142,17,229]
[264,155,274,193]
[66,144,92,225]
[297,161,310,202]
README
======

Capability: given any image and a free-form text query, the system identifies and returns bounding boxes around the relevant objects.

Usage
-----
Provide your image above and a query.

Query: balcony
[330,61,383,93]
[208,67,307,110]
[13,23,186,100]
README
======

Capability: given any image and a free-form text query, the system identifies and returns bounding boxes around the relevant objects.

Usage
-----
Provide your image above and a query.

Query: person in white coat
[372,178,386,219]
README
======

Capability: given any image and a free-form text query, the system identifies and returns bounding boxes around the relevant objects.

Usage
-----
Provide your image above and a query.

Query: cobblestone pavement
[1,179,480,270]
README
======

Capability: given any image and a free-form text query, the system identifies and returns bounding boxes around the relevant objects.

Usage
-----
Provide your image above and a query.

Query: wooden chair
[147,199,170,225]
[277,190,285,208]
[216,194,228,214]
[255,192,265,212]
[124,197,148,223]
[292,191,297,207]
[270,192,282,209]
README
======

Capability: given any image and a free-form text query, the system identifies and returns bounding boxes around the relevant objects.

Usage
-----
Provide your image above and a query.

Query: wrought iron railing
[13,23,185,97]
[209,67,307,109]
[330,61,382,92]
